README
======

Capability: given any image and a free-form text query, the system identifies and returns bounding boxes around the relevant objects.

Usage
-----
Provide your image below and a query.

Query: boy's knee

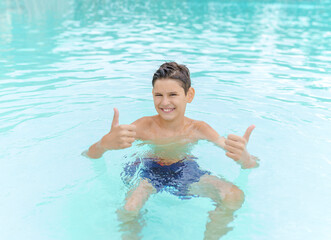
[124,200,140,213]
[124,192,144,213]
[124,180,156,212]
[117,205,139,223]
[221,185,245,210]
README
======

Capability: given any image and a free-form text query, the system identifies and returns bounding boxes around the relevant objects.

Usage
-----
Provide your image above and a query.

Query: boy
[86,62,258,239]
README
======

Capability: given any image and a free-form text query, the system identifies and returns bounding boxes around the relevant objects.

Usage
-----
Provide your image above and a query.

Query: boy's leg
[124,179,157,213]
[188,174,244,240]
[117,179,156,240]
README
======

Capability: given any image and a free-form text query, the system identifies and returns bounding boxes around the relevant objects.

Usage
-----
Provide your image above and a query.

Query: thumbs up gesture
[100,108,136,150]
[224,125,258,169]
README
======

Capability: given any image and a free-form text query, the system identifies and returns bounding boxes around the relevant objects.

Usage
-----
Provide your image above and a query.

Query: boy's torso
[133,115,204,165]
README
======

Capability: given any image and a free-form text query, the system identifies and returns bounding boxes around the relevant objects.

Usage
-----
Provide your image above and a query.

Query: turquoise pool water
[1,0,330,239]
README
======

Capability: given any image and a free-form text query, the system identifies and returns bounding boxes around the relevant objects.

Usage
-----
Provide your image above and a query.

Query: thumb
[111,108,119,129]
[243,124,255,142]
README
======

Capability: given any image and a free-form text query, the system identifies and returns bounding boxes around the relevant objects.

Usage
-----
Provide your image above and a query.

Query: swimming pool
[1,0,330,239]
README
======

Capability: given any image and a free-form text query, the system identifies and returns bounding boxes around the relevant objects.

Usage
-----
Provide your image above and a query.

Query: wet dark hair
[152,62,191,95]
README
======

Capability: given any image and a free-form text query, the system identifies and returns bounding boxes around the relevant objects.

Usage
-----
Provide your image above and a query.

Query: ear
[187,87,195,103]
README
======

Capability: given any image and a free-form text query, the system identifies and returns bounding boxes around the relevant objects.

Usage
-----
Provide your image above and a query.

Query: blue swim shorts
[121,157,210,199]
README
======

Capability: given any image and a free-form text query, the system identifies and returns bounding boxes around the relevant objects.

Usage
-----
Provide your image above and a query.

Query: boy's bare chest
[140,120,199,141]
[135,117,202,163]
[140,130,199,163]
[139,129,199,145]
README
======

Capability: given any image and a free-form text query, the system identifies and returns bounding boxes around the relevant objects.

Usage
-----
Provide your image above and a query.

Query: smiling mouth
[160,108,175,113]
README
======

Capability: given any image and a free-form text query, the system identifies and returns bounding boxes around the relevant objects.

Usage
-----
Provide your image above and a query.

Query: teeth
[162,108,174,112]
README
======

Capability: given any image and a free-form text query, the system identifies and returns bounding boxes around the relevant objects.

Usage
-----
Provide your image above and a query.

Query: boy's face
[152,78,194,122]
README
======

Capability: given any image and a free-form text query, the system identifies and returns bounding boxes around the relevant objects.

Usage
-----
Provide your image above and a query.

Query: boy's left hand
[224,125,258,169]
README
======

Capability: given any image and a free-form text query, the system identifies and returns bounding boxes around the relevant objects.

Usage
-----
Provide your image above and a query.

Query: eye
[170,93,178,96]
[155,94,162,97]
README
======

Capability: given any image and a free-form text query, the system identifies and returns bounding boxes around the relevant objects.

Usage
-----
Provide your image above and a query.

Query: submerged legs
[189,175,245,240]
[117,179,156,240]
[117,174,244,239]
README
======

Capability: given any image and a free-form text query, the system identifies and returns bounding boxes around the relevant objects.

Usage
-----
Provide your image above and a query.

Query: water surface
[0,0,330,239]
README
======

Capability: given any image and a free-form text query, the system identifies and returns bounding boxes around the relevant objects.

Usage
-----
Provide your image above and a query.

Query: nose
[161,96,170,106]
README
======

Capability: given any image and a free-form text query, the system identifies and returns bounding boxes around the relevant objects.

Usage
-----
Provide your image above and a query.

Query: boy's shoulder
[185,118,207,130]
[183,117,219,142]
[189,118,220,142]
[131,116,154,127]
[185,117,211,129]
[131,116,156,140]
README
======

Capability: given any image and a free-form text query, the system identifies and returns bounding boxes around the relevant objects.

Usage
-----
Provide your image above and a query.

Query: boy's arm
[85,108,136,159]
[196,121,259,169]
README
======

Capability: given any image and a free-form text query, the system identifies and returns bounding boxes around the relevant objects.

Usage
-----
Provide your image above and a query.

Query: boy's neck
[154,115,186,132]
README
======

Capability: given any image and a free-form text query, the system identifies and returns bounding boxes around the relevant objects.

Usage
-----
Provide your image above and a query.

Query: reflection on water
[1,0,330,240]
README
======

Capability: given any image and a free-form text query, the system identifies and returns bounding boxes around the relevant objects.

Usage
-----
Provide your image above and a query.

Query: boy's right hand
[100,108,136,150]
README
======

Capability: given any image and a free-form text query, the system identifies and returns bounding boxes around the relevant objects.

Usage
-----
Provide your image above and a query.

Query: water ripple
[1,1,331,239]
